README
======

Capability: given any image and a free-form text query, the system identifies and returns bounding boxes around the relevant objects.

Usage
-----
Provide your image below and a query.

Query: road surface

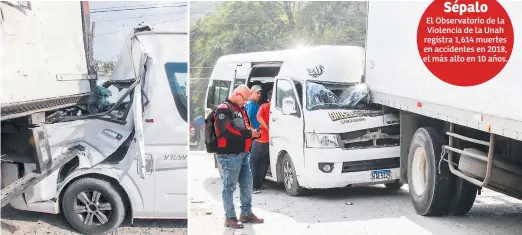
[189,151,522,235]
[1,205,187,235]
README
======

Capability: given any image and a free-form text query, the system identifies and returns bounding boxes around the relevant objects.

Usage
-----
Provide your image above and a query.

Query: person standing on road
[251,89,272,193]
[214,85,265,229]
[245,85,263,130]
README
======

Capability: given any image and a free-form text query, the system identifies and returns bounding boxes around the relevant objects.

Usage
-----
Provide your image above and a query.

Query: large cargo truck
[365,1,522,216]
[1,1,96,120]
[1,1,96,207]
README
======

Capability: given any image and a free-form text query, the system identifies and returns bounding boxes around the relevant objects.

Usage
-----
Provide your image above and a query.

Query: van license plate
[371,169,391,181]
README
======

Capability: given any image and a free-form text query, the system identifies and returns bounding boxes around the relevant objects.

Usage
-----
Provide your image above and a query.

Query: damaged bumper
[300,146,400,189]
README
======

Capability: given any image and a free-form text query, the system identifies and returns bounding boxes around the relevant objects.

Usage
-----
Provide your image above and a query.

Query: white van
[206,46,402,196]
[3,29,188,234]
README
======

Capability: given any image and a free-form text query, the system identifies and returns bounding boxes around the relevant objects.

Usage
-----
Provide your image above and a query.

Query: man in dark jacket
[214,85,264,229]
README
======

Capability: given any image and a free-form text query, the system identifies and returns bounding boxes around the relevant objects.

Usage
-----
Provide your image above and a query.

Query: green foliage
[93,60,116,73]
[190,1,368,119]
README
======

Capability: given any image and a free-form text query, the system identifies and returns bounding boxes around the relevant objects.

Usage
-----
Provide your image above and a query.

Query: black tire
[450,176,478,215]
[384,182,404,190]
[407,127,452,216]
[281,153,306,196]
[62,178,126,235]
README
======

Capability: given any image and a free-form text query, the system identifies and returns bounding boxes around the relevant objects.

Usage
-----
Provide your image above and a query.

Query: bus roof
[215,45,354,64]
[212,45,365,84]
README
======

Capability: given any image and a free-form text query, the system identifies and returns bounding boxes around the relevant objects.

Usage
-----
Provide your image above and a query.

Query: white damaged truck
[206,46,402,196]
[365,1,522,216]
[1,2,188,234]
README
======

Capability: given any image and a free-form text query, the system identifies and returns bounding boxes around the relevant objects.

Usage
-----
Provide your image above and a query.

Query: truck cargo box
[0,1,94,120]
[365,1,522,140]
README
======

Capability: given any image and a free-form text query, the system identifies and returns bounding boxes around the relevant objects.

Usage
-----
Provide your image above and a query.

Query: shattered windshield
[306,81,370,110]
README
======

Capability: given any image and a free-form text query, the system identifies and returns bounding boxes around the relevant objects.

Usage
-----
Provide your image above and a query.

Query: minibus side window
[275,79,300,117]
[234,79,245,89]
[164,62,188,122]
[207,80,231,109]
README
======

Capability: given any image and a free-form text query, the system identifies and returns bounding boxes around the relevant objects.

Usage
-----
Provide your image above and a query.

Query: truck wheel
[384,182,404,190]
[62,178,126,235]
[450,176,478,215]
[281,153,305,196]
[407,127,452,216]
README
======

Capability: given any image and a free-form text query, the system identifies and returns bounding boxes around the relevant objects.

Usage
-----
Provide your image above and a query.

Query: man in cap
[245,85,263,130]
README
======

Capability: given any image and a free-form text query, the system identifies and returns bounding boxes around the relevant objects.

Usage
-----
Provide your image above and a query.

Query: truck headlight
[306,133,339,148]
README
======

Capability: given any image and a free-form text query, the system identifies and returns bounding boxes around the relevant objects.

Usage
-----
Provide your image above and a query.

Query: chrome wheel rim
[283,161,294,190]
[73,190,112,225]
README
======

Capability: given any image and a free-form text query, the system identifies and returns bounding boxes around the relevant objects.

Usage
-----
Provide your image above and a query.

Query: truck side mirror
[282,97,297,115]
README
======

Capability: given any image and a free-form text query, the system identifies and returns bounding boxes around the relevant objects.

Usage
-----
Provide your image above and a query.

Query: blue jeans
[217,152,253,219]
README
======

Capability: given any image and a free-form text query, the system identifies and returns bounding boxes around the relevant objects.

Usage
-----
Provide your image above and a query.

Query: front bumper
[299,146,401,189]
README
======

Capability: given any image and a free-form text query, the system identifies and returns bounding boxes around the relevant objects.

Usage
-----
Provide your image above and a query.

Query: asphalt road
[1,202,187,235]
[189,151,522,235]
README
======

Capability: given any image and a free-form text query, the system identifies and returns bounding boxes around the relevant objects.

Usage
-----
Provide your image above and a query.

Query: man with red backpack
[205,85,264,229]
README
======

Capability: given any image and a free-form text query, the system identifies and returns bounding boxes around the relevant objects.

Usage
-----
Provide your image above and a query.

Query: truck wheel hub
[411,147,428,197]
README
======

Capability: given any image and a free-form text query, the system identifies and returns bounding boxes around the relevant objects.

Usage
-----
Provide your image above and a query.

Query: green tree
[101,61,115,73]
[93,60,116,74]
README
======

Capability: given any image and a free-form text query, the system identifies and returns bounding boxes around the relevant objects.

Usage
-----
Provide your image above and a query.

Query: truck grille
[341,157,400,173]
[340,125,399,149]
[343,139,399,149]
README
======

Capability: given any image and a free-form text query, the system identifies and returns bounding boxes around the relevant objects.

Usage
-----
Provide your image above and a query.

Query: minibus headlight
[306,133,339,148]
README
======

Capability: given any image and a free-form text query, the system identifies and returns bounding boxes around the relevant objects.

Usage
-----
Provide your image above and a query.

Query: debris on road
[190,151,522,235]
[1,206,187,235]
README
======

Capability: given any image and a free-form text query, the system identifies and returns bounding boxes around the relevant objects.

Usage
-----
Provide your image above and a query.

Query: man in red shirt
[250,90,272,193]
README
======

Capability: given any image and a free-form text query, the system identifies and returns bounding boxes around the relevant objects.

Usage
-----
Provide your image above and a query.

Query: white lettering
[164,154,187,161]
[444,0,488,16]
[340,117,366,124]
